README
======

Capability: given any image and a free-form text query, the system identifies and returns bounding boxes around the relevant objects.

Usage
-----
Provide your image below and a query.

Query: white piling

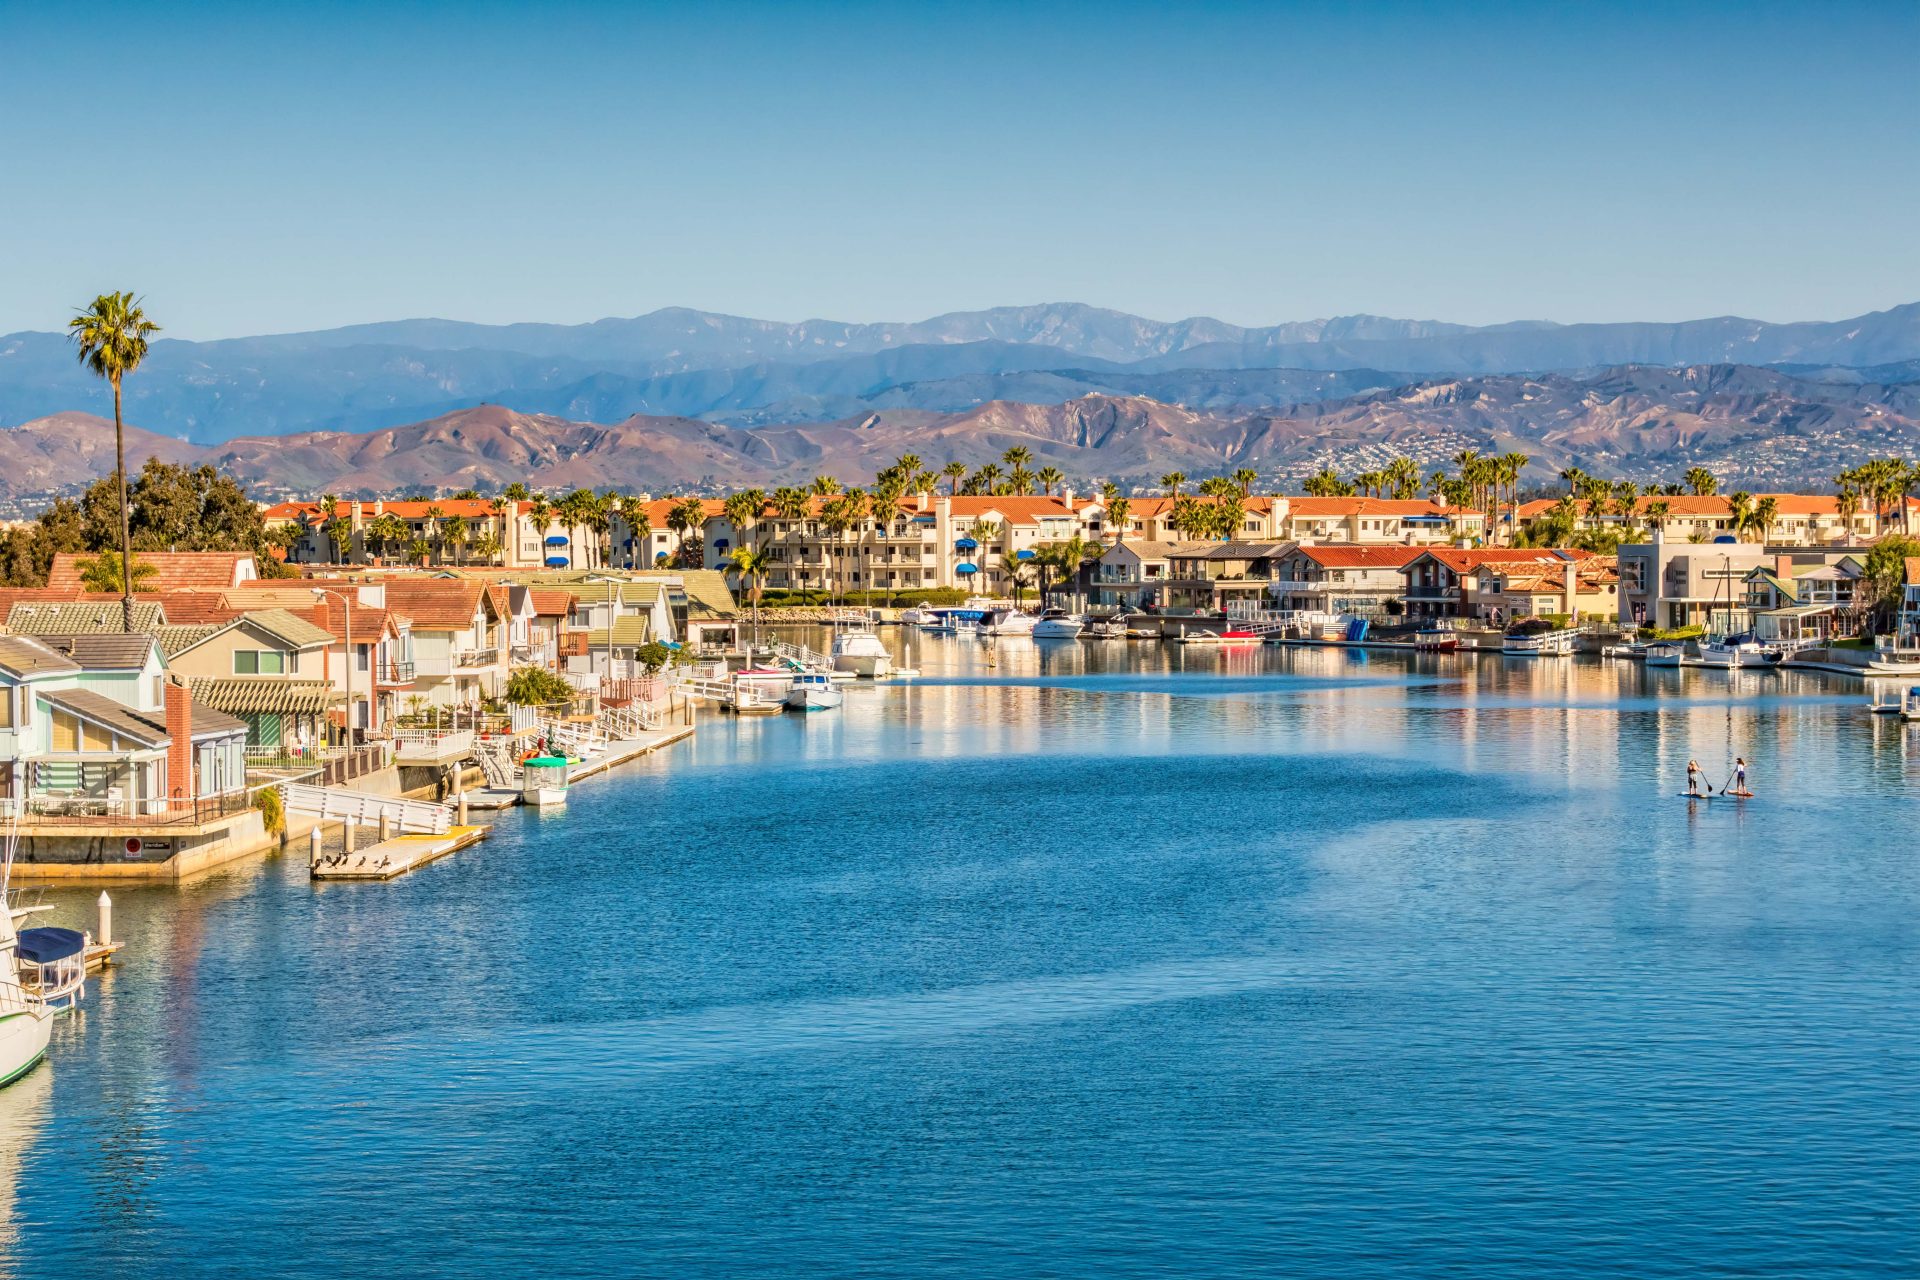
[310,826,322,864]
[344,819,357,853]
[378,812,392,842]
[96,891,112,948]
[457,793,469,826]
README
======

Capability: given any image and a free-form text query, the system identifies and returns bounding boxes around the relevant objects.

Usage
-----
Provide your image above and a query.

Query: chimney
[916,490,931,513]
[1564,560,1578,623]
[164,676,193,808]
[1063,486,1076,512]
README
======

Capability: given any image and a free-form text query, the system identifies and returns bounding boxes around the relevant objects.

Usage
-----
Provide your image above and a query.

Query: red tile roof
[1289,545,1428,569]
[1410,548,1594,574]
[133,592,243,625]
[528,588,573,617]
[1285,498,1475,518]
[378,579,501,630]
[47,551,255,593]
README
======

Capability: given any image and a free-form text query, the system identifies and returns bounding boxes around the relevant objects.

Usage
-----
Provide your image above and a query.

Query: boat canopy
[524,756,570,768]
[16,927,84,965]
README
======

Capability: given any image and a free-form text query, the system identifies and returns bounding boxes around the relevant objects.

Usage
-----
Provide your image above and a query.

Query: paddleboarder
[1686,759,1706,797]
[1728,757,1750,797]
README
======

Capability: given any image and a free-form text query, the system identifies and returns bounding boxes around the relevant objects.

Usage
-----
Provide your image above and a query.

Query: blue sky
[3,1,1916,339]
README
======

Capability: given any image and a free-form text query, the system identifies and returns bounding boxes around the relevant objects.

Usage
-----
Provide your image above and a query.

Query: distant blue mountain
[3,301,1917,442]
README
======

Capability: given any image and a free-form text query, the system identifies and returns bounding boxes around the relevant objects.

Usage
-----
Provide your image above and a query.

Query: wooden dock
[311,825,490,881]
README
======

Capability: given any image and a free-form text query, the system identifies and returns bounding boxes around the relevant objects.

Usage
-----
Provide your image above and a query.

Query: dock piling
[344,819,356,854]
[96,891,112,948]
[378,812,392,842]
[310,826,322,865]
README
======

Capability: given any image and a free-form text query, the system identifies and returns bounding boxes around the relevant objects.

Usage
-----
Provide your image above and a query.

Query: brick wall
[165,678,193,807]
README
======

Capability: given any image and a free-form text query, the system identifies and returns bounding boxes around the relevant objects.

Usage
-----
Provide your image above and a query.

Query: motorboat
[1643,640,1689,667]
[1697,634,1765,670]
[831,627,894,676]
[1413,621,1459,652]
[785,671,844,711]
[1083,617,1128,639]
[978,609,1036,637]
[1179,628,1262,645]
[1501,619,1577,656]
[898,605,941,626]
[521,755,570,807]
[1031,608,1084,639]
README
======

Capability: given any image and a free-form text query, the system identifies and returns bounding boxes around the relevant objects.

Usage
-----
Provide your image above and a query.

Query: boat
[1643,640,1689,667]
[831,626,894,677]
[785,671,844,711]
[978,608,1036,637]
[1179,628,1262,645]
[1413,621,1459,652]
[898,605,941,626]
[1031,608,1084,639]
[0,842,52,1088]
[521,755,570,807]
[1901,687,1920,723]
[13,927,85,1013]
[1084,617,1128,640]
[1501,619,1577,656]
[1698,634,1765,670]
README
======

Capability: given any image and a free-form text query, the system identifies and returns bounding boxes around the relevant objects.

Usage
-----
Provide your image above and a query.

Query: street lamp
[312,587,354,746]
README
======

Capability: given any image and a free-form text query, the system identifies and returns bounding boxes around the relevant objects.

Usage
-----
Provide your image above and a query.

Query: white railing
[391,729,475,762]
[769,638,831,670]
[280,783,452,835]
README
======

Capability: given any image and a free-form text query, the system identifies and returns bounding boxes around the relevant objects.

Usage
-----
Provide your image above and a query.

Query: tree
[506,665,575,706]
[668,496,708,567]
[1727,491,1755,541]
[942,461,967,495]
[1751,496,1779,544]
[75,551,157,594]
[1106,496,1131,544]
[443,513,470,566]
[1002,445,1032,473]
[1304,468,1350,498]
[1684,467,1718,497]
[730,545,774,642]
[527,494,552,562]
[501,482,531,502]
[1233,467,1259,497]
[1035,466,1064,497]
[620,496,653,568]
[1160,471,1186,504]
[723,488,766,554]
[1863,535,1920,629]
[810,475,842,498]
[1000,544,1031,606]
[68,291,160,632]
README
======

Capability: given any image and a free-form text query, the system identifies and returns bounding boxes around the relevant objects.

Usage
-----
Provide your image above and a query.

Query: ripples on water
[9,634,1919,1277]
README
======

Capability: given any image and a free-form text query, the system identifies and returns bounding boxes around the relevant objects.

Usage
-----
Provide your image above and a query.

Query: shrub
[252,785,284,835]
[505,665,575,706]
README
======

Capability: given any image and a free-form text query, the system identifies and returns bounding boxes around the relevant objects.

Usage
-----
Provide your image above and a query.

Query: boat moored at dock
[1501,620,1579,656]
[785,671,844,711]
[521,756,571,807]
[831,627,894,677]
[1031,609,1084,639]
[1643,640,1690,667]
[1698,634,1765,669]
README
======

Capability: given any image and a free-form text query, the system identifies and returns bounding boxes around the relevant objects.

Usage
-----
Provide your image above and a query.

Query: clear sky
[4,1,1916,340]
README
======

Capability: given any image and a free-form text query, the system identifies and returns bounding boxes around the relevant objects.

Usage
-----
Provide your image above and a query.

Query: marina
[8,630,1920,1275]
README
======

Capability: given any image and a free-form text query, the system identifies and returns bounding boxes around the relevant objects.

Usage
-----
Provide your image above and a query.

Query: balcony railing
[4,790,253,826]
[375,660,416,684]
[454,647,500,669]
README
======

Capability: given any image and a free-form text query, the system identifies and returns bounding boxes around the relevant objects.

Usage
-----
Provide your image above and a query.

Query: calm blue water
[7,634,1919,1277]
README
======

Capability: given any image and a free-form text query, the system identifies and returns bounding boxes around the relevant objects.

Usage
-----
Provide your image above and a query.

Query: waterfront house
[161,608,341,749]
[1113,496,1278,542]
[1514,494,1909,548]
[1614,534,1774,629]
[378,580,510,709]
[1399,549,1596,620]
[1265,544,1426,616]
[6,600,169,635]
[1468,557,1618,623]
[0,634,247,818]
[1161,542,1297,613]
[1090,540,1212,610]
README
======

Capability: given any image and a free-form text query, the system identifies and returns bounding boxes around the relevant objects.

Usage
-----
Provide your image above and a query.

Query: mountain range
[4,300,1920,443]
[9,364,1919,503]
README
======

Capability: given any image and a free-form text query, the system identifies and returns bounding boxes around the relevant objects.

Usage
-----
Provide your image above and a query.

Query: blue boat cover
[16,926,84,964]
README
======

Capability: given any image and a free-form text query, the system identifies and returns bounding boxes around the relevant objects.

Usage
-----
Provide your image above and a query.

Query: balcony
[454,647,500,669]
[375,660,416,686]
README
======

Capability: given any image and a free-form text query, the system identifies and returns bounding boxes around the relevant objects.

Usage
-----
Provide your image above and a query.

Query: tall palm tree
[76,552,157,594]
[1106,495,1131,544]
[668,496,708,567]
[1233,467,1259,498]
[1684,467,1718,497]
[942,461,968,496]
[527,494,552,562]
[319,494,342,565]
[810,475,842,499]
[1751,495,1779,544]
[68,292,160,632]
[422,504,446,560]
[1727,491,1755,541]
[1035,466,1064,497]
[1160,471,1186,504]
[1002,445,1032,473]
[620,496,652,568]
[444,514,470,566]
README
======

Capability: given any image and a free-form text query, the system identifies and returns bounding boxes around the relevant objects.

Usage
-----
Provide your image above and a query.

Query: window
[234,650,285,675]
[0,688,11,729]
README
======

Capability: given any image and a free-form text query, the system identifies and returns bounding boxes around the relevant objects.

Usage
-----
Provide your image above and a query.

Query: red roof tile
[47,551,256,593]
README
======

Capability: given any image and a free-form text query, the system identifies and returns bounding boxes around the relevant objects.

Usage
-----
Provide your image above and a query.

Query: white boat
[978,608,1036,637]
[1031,608,1084,639]
[899,606,941,626]
[521,756,570,807]
[13,926,86,1013]
[1501,623,1578,656]
[1643,640,1689,667]
[1698,635,1765,670]
[831,627,894,677]
[1413,621,1459,652]
[0,891,51,1089]
[785,671,844,711]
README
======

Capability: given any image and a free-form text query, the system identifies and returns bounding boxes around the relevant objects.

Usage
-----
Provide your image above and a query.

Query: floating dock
[311,825,490,881]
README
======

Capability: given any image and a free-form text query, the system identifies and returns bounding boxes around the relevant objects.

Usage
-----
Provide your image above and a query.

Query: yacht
[1031,608,1084,639]
[978,609,1036,637]
[785,671,844,711]
[831,627,894,676]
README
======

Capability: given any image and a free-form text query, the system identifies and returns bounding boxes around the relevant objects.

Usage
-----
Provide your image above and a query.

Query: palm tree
[1035,466,1064,497]
[1304,468,1348,497]
[1727,491,1755,541]
[892,453,923,482]
[1160,471,1186,504]
[526,494,552,562]
[1233,467,1259,498]
[68,292,160,632]
[501,481,531,502]
[973,464,1003,495]
[810,475,842,499]
[723,489,764,552]
[668,496,708,567]
[76,552,157,594]
[422,504,446,560]
[443,513,470,566]
[319,494,342,564]
[1002,445,1033,473]
[1751,496,1779,543]
[620,496,652,568]
[407,538,432,566]
[942,461,967,496]
[1106,495,1132,544]
[729,546,774,643]
[471,530,502,565]
[1001,544,1031,606]
[1684,467,1718,497]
